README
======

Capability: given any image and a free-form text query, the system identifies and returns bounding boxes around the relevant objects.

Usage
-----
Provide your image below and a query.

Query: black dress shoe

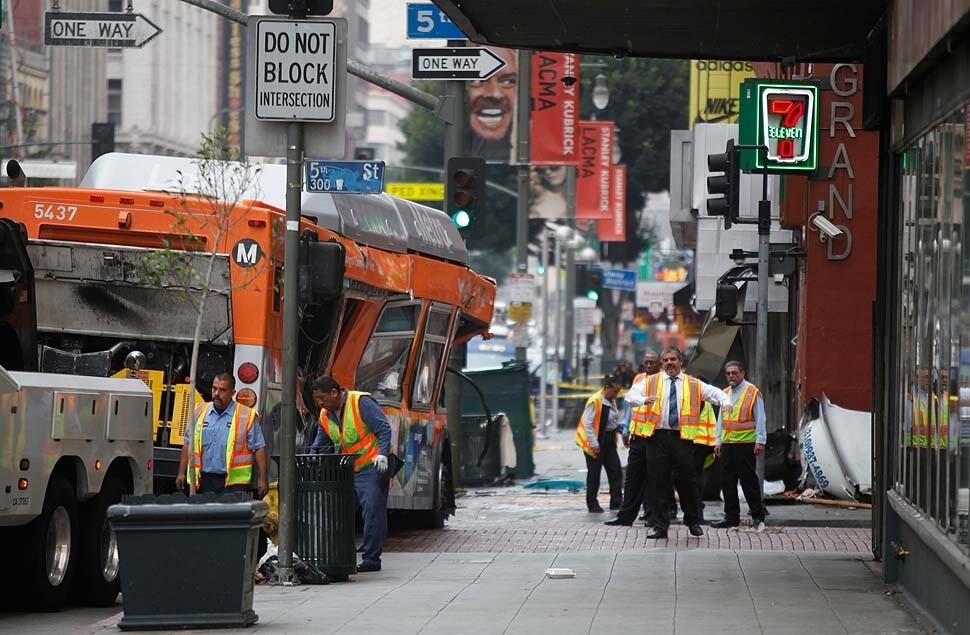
[357,561,381,572]
[688,524,703,537]
[588,505,605,513]
[647,529,668,539]
[604,519,633,526]
[710,520,740,529]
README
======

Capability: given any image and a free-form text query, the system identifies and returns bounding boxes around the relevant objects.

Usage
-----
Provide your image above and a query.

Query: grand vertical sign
[777,64,879,413]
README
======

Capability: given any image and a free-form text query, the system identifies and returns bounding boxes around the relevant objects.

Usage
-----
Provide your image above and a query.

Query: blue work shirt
[312,391,392,456]
[619,401,632,436]
[199,400,266,474]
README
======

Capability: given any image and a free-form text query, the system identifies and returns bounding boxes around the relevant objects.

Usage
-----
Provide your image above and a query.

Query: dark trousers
[646,430,699,530]
[198,472,252,496]
[721,443,765,523]
[616,436,650,522]
[674,445,713,522]
[355,466,389,566]
[585,429,623,510]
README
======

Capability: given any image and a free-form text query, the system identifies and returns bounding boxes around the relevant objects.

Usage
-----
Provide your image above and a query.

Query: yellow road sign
[385,182,444,201]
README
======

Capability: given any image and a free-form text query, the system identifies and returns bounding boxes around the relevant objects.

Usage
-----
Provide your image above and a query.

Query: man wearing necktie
[624,347,731,539]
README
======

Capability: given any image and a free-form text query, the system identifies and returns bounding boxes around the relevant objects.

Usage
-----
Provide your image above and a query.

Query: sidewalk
[0,428,924,635]
[50,550,924,635]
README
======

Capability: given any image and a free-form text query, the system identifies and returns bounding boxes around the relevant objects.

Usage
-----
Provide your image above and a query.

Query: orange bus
[0,153,495,527]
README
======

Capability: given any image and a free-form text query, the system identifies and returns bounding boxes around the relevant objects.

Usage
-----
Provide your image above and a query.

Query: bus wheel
[416,442,454,530]
[80,475,127,606]
[21,477,78,611]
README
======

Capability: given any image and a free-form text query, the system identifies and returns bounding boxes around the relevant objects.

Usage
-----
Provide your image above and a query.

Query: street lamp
[592,74,610,111]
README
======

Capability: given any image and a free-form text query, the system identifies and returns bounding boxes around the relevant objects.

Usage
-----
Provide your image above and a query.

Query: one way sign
[45,12,162,48]
[411,48,507,81]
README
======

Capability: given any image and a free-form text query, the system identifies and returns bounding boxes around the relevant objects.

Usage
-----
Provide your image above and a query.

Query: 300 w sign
[739,79,818,172]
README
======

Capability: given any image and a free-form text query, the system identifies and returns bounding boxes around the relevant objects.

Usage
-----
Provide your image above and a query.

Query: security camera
[809,213,844,241]
[561,75,577,87]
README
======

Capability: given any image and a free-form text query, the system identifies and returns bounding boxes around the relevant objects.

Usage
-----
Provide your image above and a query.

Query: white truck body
[0,367,153,527]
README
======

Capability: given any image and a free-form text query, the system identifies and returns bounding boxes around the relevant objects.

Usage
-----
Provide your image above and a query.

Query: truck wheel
[80,475,127,606]
[21,477,79,611]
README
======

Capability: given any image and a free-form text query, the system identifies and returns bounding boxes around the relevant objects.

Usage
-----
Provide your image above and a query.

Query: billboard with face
[467,47,518,163]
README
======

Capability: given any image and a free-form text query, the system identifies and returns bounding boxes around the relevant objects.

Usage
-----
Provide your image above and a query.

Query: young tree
[134,129,264,429]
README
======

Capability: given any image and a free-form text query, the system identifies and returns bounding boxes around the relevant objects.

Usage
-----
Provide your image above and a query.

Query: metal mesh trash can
[295,454,357,580]
[460,414,500,485]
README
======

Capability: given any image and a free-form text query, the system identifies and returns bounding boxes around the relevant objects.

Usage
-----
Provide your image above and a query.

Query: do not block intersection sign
[255,19,337,121]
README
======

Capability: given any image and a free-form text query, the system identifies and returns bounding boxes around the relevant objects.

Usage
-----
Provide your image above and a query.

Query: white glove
[375,455,388,474]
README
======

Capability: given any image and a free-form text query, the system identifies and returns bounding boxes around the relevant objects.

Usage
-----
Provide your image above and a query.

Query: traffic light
[354,146,376,161]
[91,122,115,162]
[446,156,486,239]
[706,138,740,230]
[268,0,333,16]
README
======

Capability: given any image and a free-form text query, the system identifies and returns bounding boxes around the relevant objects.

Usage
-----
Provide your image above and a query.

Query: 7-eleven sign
[740,79,818,172]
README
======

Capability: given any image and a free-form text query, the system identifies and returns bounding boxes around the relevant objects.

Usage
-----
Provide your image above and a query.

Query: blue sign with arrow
[304,160,385,194]
[600,268,637,292]
[406,3,465,39]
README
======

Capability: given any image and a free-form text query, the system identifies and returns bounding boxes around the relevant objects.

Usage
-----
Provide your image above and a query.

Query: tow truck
[0,217,153,610]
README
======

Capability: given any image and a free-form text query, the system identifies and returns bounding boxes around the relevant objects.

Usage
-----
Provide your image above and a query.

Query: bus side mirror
[300,240,345,301]
[715,284,739,322]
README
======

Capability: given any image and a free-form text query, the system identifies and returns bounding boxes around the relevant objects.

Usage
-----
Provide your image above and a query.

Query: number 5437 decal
[34,203,78,221]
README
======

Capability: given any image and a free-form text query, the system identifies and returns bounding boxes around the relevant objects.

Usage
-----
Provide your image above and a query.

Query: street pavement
[0,428,928,634]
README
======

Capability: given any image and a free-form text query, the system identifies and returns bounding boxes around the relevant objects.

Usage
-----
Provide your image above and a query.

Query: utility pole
[443,40,466,488]
[514,50,531,364]
[562,167,577,380]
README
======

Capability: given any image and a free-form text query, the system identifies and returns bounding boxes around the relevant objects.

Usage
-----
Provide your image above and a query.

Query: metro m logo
[233,238,263,268]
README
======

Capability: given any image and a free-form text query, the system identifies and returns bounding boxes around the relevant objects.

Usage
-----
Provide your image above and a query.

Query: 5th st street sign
[411,48,506,81]
[44,11,162,48]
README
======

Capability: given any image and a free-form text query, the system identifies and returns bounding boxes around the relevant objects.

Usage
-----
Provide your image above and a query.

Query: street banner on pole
[598,164,626,241]
[467,47,518,164]
[576,121,614,219]
[529,52,579,165]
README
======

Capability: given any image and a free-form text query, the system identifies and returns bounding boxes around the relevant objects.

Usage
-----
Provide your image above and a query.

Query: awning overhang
[434,1,885,62]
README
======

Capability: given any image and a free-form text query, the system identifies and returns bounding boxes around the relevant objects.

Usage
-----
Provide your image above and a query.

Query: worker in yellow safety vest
[176,372,269,498]
[575,374,624,513]
[625,347,731,540]
[606,352,661,527]
[311,375,392,573]
[674,381,718,525]
[713,361,766,531]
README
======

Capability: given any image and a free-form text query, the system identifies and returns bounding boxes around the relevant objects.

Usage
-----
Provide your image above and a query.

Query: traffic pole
[443,40,466,489]
[754,190,771,491]
[539,228,549,436]
[514,50,531,364]
[277,124,303,584]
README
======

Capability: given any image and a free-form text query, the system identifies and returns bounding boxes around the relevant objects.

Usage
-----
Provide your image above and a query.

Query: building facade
[105,0,219,157]
[875,2,970,632]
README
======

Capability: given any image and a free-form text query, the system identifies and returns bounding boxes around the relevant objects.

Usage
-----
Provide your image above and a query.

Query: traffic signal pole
[514,50,532,364]
[443,40,466,489]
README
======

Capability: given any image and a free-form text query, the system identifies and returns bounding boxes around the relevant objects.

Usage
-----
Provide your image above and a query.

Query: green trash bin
[108,493,267,630]
[294,454,357,581]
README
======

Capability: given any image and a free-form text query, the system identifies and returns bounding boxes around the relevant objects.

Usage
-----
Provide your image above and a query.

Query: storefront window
[894,106,970,551]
